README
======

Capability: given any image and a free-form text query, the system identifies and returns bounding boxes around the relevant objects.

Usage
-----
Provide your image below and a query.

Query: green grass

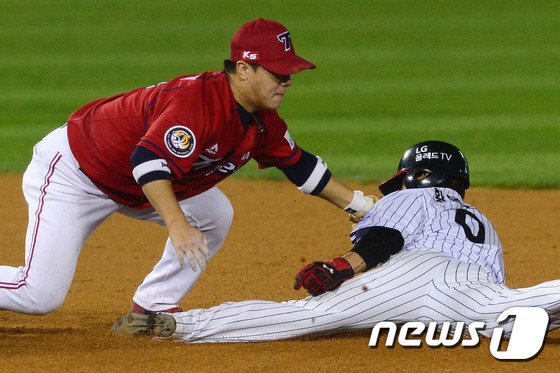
[1,0,559,188]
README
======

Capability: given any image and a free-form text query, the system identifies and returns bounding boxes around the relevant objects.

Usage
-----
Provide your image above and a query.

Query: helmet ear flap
[378,167,409,195]
[403,168,433,189]
[411,169,430,181]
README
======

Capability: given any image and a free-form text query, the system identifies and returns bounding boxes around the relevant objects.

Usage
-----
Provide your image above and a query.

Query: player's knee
[30,299,65,315]
[26,289,66,315]
[215,198,234,232]
[203,190,233,234]
[204,198,233,257]
[29,304,57,315]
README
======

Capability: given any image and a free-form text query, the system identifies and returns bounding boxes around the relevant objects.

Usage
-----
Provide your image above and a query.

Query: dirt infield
[0,173,559,372]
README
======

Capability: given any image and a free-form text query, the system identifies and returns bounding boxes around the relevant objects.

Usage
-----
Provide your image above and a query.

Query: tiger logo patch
[164,126,196,158]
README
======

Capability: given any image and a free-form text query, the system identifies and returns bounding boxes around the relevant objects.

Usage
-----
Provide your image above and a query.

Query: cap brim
[378,168,409,196]
[258,54,316,75]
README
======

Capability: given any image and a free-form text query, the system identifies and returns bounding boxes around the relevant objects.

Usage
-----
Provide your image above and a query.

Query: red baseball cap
[230,18,316,76]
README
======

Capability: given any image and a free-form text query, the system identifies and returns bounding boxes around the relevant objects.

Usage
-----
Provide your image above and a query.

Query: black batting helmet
[378,140,470,196]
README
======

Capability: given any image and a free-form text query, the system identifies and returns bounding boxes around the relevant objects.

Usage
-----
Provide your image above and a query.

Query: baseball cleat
[112,312,176,338]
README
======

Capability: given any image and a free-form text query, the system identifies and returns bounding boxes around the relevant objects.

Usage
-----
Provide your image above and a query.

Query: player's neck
[228,74,257,113]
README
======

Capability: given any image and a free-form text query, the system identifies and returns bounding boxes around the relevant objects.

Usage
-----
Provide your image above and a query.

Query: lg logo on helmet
[415,145,452,162]
[369,307,548,360]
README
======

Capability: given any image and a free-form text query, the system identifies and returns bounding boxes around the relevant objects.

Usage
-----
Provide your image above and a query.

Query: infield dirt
[0,174,559,372]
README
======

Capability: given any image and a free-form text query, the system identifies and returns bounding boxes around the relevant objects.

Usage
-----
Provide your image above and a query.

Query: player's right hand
[169,224,209,271]
[294,258,355,296]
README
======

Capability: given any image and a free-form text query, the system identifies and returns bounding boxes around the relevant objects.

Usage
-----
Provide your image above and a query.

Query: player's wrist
[343,191,365,213]
[340,252,366,274]
[344,191,375,219]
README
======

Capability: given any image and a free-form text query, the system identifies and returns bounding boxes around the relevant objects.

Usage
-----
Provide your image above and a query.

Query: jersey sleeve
[278,149,332,195]
[130,145,172,185]
[137,113,205,179]
[133,76,215,179]
[252,111,302,169]
[351,190,426,246]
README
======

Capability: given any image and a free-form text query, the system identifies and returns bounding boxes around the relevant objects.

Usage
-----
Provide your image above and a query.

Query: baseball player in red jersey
[0,18,374,315]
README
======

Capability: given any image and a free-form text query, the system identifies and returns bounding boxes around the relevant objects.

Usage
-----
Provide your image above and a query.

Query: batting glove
[294,258,355,296]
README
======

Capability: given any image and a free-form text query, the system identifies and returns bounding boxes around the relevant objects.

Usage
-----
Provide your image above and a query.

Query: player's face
[247,65,292,111]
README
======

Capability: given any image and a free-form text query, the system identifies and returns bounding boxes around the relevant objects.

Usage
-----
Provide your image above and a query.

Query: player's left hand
[349,194,380,223]
[169,223,210,271]
[294,258,355,296]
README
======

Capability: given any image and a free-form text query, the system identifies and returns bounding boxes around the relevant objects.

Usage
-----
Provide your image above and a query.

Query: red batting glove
[294,258,355,296]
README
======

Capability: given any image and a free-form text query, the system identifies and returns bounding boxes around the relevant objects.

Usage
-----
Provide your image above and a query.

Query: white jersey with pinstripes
[163,187,560,343]
[351,187,505,284]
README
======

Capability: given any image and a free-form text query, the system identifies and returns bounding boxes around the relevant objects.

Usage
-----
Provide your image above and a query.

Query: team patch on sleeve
[164,126,196,158]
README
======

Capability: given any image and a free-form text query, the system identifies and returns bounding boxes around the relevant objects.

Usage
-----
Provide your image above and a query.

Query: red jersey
[67,71,302,208]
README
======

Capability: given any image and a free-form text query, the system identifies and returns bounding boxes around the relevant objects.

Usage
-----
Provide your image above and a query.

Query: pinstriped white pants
[169,250,560,342]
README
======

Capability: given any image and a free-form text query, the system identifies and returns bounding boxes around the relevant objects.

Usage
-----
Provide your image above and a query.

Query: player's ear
[235,61,252,80]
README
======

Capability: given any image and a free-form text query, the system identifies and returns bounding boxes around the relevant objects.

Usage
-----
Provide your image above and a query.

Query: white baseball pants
[0,126,233,314]
[166,250,560,342]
